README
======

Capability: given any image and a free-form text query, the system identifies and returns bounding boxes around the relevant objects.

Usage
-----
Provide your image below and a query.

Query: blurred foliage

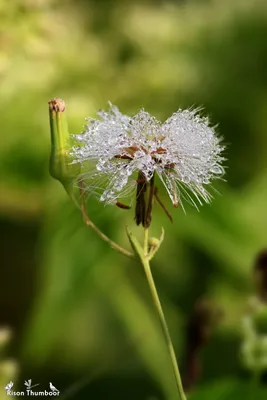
[0,328,18,399]
[1,0,267,398]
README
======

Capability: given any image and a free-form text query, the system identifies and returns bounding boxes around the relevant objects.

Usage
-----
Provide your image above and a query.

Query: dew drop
[211,166,223,174]
[182,175,190,184]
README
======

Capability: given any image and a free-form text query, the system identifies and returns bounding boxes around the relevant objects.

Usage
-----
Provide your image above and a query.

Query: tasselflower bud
[48,98,80,193]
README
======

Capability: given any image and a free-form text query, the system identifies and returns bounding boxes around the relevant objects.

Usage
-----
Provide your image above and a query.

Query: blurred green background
[1,0,267,398]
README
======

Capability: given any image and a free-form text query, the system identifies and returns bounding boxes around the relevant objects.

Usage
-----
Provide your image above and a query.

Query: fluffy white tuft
[71,104,225,208]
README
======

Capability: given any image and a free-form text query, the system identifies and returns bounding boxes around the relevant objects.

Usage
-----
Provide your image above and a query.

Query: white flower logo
[5,381,14,391]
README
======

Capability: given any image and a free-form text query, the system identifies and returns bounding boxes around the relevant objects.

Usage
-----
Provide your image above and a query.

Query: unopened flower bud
[48,98,80,189]
[148,237,160,250]
[147,229,164,260]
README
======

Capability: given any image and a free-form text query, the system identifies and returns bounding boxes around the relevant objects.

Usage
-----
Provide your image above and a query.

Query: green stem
[142,228,187,400]
[79,185,134,259]
[144,227,149,256]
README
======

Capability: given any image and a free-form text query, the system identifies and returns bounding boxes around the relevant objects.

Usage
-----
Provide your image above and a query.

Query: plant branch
[127,227,187,400]
[142,228,187,400]
[79,184,134,259]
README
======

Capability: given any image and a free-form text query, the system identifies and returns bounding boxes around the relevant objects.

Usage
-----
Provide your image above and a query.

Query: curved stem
[79,185,134,259]
[142,228,187,400]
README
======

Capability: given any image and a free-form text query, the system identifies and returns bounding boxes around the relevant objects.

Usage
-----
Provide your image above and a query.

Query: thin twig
[79,184,134,259]
[142,228,187,400]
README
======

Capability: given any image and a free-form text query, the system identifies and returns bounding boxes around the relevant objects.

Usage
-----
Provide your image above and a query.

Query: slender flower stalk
[127,227,187,400]
[79,184,134,258]
[48,99,226,399]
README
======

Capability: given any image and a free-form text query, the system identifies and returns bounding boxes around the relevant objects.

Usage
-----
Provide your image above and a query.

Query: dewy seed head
[71,104,226,213]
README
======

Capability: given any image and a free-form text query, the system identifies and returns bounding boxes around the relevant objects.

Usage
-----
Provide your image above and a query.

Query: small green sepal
[126,227,144,261]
